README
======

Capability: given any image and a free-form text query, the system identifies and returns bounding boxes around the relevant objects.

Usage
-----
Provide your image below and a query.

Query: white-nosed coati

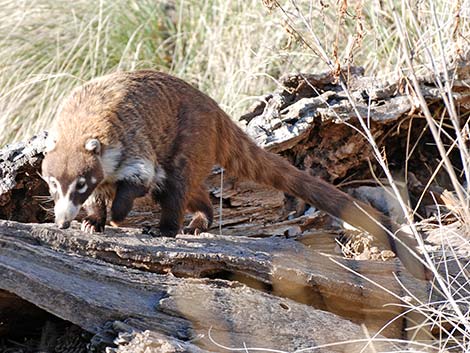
[41,70,430,280]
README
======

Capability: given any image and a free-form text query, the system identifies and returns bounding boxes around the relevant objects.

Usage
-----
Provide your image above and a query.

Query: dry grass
[0,0,317,145]
[2,0,469,145]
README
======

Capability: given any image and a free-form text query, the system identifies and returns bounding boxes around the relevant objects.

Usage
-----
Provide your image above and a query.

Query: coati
[41,70,430,280]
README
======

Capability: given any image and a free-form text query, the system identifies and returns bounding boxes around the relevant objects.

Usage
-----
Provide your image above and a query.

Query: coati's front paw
[81,217,105,233]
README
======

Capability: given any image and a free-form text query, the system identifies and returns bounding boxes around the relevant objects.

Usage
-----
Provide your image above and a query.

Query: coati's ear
[44,136,57,154]
[85,138,101,155]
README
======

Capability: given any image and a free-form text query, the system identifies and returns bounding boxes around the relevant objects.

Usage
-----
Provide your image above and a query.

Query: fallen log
[0,132,50,223]
[0,221,401,352]
[0,219,430,341]
[243,68,470,216]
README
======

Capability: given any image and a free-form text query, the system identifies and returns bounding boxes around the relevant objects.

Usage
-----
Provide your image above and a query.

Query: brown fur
[42,70,430,280]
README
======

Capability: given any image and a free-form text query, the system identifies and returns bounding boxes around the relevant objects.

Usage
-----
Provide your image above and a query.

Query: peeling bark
[243,69,469,216]
[0,131,51,223]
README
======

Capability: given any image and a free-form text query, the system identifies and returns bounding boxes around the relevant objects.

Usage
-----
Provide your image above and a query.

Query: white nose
[57,220,71,229]
[54,196,80,229]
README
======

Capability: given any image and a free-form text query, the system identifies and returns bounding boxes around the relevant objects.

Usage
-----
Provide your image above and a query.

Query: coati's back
[41,70,430,281]
[51,71,224,164]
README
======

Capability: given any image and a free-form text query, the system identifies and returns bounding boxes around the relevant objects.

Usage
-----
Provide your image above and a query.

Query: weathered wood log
[0,221,402,352]
[0,131,51,223]
[0,219,430,341]
[242,68,470,215]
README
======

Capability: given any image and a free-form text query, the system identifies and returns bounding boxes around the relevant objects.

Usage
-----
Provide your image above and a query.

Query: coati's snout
[50,176,86,228]
[41,137,104,230]
[57,220,71,229]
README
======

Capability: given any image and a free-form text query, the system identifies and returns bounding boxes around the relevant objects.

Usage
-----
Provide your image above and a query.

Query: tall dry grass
[0,0,316,145]
[2,0,468,145]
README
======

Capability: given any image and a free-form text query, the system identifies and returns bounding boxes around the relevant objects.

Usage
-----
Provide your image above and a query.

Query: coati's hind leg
[184,187,214,235]
[110,180,148,227]
[82,194,107,233]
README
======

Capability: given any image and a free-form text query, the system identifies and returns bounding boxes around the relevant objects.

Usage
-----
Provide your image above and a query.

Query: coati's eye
[49,179,58,194]
[76,177,88,194]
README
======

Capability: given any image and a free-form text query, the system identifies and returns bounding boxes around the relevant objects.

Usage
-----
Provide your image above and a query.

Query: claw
[81,220,93,233]
[81,217,104,233]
